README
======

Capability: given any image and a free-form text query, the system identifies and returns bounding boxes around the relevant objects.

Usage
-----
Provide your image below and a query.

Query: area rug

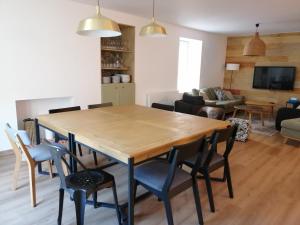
[251,119,278,136]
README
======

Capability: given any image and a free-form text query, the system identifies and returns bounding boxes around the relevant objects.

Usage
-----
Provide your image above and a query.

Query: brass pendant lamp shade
[140,0,167,37]
[77,0,121,37]
[243,24,266,56]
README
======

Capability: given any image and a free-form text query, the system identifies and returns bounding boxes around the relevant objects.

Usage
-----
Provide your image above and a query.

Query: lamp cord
[153,0,155,19]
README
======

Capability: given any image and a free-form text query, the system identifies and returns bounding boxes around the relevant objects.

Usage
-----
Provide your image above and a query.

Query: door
[102,84,120,106]
[119,83,135,106]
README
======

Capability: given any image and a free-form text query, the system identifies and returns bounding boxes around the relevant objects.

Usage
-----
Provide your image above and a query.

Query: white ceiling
[74,0,300,35]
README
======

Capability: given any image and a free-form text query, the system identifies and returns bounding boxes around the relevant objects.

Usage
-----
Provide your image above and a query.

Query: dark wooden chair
[88,102,113,109]
[183,125,238,212]
[46,141,121,225]
[198,106,225,120]
[151,103,174,112]
[49,106,83,156]
[133,137,207,225]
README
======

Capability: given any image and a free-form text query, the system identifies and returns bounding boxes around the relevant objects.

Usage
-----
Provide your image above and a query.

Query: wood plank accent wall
[224,32,300,109]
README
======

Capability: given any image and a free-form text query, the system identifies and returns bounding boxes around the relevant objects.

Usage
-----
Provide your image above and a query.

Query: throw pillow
[224,90,235,100]
[297,105,300,109]
[227,118,250,142]
[191,88,200,96]
[199,91,209,100]
[214,88,228,101]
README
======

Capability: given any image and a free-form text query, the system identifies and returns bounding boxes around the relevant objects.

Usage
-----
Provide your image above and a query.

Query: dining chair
[87,102,113,109]
[4,123,54,207]
[151,103,175,112]
[49,106,83,156]
[87,102,116,167]
[198,106,225,120]
[183,125,238,212]
[45,141,121,225]
[133,137,207,225]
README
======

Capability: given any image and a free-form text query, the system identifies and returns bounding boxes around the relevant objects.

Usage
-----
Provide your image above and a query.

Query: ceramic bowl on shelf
[115,74,131,83]
[112,75,120,83]
[102,76,111,84]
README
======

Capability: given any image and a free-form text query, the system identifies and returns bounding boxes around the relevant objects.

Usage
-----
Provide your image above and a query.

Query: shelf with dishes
[102,74,132,84]
[101,66,129,71]
[101,47,133,53]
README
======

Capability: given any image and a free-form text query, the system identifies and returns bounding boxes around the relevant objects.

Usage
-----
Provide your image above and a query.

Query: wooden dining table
[35,105,229,225]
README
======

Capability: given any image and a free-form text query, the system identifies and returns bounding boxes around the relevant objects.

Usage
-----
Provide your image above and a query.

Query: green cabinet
[102,83,135,106]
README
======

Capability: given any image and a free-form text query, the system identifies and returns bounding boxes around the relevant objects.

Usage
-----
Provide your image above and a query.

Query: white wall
[0,0,227,150]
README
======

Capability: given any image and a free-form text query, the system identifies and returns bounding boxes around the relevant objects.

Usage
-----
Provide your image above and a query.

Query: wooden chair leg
[203,171,215,212]
[47,160,53,178]
[260,112,264,126]
[163,198,174,225]
[12,157,21,190]
[28,163,37,207]
[74,190,86,225]
[225,160,234,198]
[192,178,204,225]
[58,188,64,225]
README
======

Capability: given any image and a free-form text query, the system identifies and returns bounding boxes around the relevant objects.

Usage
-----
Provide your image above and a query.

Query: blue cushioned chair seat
[134,159,192,192]
[28,143,54,162]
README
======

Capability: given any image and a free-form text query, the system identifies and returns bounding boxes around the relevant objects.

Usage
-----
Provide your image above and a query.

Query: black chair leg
[225,161,234,198]
[163,198,174,225]
[92,151,98,166]
[203,171,215,212]
[74,190,86,225]
[58,188,64,225]
[78,144,83,157]
[192,178,204,225]
[112,180,122,225]
[93,192,97,208]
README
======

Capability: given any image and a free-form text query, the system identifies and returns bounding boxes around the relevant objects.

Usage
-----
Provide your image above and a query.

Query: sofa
[281,118,300,142]
[174,93,205,115]
[275,107,300,130]
[194,87,245,113]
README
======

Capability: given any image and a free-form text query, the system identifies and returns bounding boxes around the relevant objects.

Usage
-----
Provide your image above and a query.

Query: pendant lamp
[243,23,266,56]
[140,0,167,37]
[77,0,121,37]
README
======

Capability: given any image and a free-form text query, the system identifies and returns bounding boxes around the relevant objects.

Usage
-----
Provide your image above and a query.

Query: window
[177,37,203,93]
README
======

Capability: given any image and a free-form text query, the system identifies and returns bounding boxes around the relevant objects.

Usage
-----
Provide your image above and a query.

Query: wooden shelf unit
[100,24,135,106]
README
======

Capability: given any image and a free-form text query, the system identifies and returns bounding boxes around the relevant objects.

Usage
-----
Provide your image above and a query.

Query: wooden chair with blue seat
[4,123,55,207]
[183,125,238,212]
[133,137,207,225]
[45,140,121,225]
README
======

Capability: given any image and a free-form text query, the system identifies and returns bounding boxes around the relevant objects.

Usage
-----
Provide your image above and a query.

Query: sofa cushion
[216,99,243,109]
[224,90,235,100]
[175,100,202,115]
[281,118,300,131]
[201,88,217,100]
[182,93,204,106]
[214,88,229,101]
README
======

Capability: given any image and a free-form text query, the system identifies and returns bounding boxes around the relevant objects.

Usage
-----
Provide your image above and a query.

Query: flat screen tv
[253,66,296,90]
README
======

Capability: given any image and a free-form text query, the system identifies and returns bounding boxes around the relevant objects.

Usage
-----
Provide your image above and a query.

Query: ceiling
[73,0,300,36]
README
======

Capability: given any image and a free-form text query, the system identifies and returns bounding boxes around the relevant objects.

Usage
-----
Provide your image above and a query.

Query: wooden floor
[0,132,299,225]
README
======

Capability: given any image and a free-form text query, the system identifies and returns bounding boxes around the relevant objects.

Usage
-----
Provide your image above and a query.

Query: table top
[245,100,275,107]
[37,105,229,164]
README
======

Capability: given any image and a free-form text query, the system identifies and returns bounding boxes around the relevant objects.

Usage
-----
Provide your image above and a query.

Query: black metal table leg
[68,133,77,173]
[35,119,43,174]
[128,158,134,225]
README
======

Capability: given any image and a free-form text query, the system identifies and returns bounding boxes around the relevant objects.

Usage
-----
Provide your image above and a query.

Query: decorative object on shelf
[243,23,266,56]
[77,0,121,37]
[112,75,121,83]
[102,76,111,84]
[119,74,131,83]
[226,63,240,89]
[140,0,167,37]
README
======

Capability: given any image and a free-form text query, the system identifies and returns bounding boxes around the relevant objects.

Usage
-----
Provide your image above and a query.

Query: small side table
[286,101,300,109]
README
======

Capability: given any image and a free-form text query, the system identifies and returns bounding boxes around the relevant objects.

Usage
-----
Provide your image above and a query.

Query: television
[253,66,296,90]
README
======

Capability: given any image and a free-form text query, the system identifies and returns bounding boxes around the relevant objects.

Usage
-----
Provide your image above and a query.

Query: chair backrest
[151,103,174,112]
[49,106,81,114]
[45,140,88,189]
[4,123,32,161]
[88,102,113,109]
[199,106,225,120]
[204,125,238,167]
[163,137,208,192]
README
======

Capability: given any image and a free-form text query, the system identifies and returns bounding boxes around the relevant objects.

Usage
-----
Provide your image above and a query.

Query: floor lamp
[226,63,240,90]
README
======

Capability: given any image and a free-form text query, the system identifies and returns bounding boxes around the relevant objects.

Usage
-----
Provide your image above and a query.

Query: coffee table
[245,100,276,118]
[233,105,265,127]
